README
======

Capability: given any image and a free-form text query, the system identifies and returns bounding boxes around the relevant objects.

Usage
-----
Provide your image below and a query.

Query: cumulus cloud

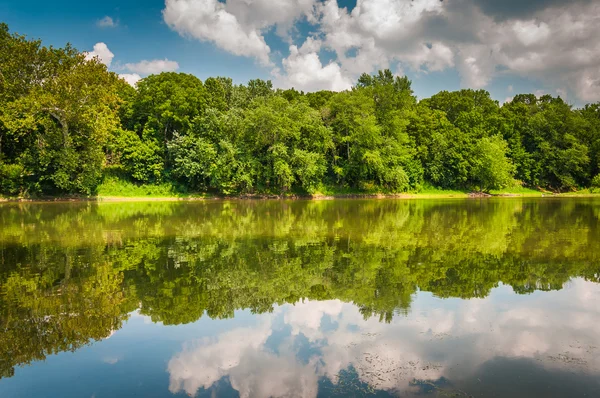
[119,73,142,87]
[97,16,117,28]
[162,0,318,66]
[84,43,178,86]
[473,0,593,21]
[224,0,316,38]
[161,0,600,100]
[163,0,265,66]
[276,38,353,92]
[283,299,345,340]
[124,59,180,74]
[317,0,600,100]
[314,0,454,77]
[84,42,115,67]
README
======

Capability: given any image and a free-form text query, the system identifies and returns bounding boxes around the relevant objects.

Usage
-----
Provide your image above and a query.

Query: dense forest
[1,23,600,196]
[1,199,599,377]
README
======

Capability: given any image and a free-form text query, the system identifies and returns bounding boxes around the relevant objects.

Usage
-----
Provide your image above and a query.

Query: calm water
[0,199,599,397]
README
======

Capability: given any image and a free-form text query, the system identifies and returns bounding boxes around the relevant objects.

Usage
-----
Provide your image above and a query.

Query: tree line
[1,23,600,196]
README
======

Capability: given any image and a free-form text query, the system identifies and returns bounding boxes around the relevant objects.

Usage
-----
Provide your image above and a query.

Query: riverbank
[3,188,600,203]
[2,176,599,202]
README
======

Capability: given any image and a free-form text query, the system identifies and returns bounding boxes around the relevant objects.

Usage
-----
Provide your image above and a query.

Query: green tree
[503,94,590,191]
[407,104,472,189]
[1,51,121,194]
[471,135,515,192]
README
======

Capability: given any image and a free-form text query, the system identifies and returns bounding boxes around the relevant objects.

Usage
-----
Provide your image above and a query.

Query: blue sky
[0,0,270,82]
[1,0,599,105]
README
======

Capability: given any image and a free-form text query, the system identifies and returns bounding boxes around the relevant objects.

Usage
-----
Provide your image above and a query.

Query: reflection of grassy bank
[3,177,600,201]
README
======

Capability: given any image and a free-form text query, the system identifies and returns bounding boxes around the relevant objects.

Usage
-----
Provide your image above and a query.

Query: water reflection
[166,280,600,397]
[0,199,599,397]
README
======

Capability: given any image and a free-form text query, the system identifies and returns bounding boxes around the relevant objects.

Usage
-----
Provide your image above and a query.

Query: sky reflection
[167,279,600,397]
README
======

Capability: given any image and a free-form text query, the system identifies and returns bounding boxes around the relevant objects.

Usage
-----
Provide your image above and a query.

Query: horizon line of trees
[1,23,600,196]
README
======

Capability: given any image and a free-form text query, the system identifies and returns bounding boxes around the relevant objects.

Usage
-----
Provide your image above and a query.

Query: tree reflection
[0,199,599,377]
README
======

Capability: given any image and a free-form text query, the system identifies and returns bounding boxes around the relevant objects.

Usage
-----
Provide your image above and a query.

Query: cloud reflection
[167,279,600,397]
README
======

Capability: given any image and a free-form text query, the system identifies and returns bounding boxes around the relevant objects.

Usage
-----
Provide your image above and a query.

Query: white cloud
[276,38,353,92]
[284,299,344,340]
[455,47,496,89]
[159,0,600,101]
[167,314,321,398]
[508,84,514,93]
[124,59,180,74]
[311,0,600,100]
[97,16,117,28]
[574,69,600,103]
[84,42,115,67]
[84,43,179,86]
[225,0,316,39]
[162,0,318,66]
[511,20,551,47]
[314,0,451,78]
[119,73,142,87]
[163,0,272,66]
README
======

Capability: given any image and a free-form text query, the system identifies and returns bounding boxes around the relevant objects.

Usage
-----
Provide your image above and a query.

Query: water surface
[0,199,599,397]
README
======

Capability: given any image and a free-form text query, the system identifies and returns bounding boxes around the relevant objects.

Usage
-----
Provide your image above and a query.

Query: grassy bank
[95,177,208,200]
[3,177,599,202]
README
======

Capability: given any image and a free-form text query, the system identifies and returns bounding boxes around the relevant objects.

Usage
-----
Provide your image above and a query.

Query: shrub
[0,163,25,196]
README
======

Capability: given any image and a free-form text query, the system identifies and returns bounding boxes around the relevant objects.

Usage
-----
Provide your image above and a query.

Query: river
[0,198,599,397]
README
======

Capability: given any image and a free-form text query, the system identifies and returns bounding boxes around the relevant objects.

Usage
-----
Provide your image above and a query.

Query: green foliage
[471,135,516,192]
[0,24,120,195]
[408,105,471,189]
[0,162,25,195]
[325,70,419,191]
[168,133,217,190]
[292,149,327,193]
[502,95,591,191]
[96,175,186,197]
[107,129,164,183]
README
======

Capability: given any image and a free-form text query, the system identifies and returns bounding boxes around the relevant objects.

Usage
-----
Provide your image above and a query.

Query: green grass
[555,188,600,196]
[417,184,469,196]
[489,185,544,196]
[307,182,469,198]
[96,176,199,198]
[283,182,544,198]
[4,177,599,201]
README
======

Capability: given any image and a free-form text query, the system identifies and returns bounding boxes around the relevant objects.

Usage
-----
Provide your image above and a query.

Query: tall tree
[1,25,121,194]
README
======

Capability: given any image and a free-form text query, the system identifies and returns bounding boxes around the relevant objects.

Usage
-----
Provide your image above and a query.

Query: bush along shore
[1,23,600,200]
